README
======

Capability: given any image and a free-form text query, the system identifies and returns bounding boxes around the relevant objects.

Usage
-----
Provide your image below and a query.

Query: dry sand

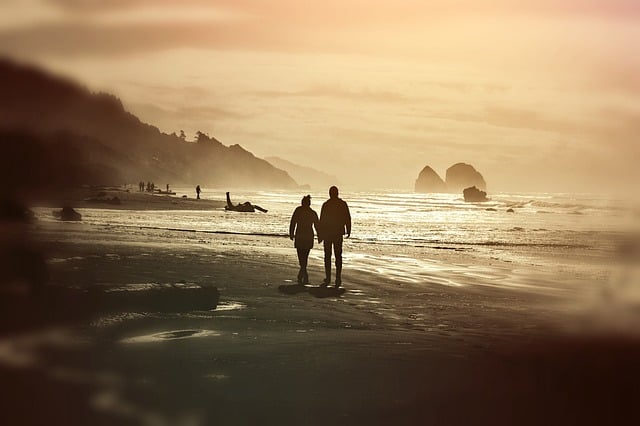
[1,217,639,425]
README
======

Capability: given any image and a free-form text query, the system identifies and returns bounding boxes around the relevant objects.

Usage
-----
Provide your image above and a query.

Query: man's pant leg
[334,237,343,282]
[323,240,332,282]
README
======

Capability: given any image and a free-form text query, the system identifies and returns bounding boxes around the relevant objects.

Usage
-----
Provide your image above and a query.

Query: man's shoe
[321,278,330,287]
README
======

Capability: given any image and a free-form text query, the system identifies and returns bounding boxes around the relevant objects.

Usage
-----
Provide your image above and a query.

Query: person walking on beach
[196,185,201,199]
[289,195,320,285]
[319,186,351,288]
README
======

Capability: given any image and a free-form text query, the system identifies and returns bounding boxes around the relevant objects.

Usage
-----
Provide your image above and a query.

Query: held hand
[289,235,294,241]
[346,233,350,239]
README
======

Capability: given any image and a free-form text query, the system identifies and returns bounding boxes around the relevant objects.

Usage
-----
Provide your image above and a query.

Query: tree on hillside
[196,131,211,144]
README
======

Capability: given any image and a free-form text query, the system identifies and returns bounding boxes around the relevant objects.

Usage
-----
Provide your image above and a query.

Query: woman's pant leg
[297,247,310,283]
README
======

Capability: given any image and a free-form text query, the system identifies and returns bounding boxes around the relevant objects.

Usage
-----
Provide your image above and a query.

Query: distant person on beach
[196,185,201,199]
[319,186,351,287]
[289,195,320,285]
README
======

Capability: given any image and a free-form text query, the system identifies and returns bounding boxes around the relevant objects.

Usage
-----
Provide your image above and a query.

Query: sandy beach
[1,195,639,425]
[43,187,227,211]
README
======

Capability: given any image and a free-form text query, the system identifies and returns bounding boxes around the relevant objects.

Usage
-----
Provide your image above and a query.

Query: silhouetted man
[196,185,201,199]
[319,186,351,287]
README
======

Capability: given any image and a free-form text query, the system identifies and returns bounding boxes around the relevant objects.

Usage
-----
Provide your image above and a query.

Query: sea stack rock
[446,163,486,192]
[463,186,488,202]
[415,166,446,193]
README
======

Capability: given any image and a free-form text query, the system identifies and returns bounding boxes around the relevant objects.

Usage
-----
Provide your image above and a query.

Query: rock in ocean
[414,165,446,193]
[446,163,487,192]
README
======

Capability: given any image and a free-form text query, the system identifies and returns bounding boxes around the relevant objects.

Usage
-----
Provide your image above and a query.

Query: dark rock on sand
[0,283,220,333]
[53,206,82,221]
[507,208,515,213]
[463,186,489,202]
[415,166,446,193]
[486,208,497,211]
[84,283,220,313]
[446,163,487,192]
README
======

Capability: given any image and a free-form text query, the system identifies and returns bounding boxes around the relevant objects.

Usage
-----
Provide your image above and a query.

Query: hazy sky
[1,0,639,192]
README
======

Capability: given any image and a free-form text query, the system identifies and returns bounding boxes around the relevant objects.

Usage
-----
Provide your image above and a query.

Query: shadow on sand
[278,284,345,298]
[308,286,346,298]
[277,284,309,295]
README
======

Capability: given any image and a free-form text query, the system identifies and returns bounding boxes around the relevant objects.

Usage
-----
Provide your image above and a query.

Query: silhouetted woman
[289,195,319,285]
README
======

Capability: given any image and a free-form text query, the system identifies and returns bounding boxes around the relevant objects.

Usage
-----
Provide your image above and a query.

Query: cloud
[132,102,247,121]
[127,102,250,138]
[45,0,640,20]
[46,0,224,12]
[481,107,587,135]
[0,20,285,57]
[251,85,406,103]
[4,0,638,59]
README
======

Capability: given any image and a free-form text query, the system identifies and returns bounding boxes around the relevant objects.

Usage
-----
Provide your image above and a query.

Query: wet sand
[1,221,639,425]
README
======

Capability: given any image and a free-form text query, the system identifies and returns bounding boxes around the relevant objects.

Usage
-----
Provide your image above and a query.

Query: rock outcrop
[445,163,486,192]
[414,166,446,193]
[53,206,82,221]
[463,186,488,202]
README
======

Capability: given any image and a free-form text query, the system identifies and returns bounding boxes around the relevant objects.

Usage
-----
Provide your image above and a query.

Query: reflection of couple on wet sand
[289,186,351,288]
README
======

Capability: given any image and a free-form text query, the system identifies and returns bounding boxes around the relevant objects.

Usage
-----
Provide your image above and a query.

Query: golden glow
[1,0,638,192]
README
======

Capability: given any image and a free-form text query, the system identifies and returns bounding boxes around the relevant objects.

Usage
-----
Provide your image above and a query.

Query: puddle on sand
[49,256,85,264]
[214,302,246,312]
[204,373,229,381]
[120,329,220,344]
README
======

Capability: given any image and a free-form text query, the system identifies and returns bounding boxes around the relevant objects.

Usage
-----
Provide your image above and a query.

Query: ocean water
[38,189,639,262]
[31,188,640,300]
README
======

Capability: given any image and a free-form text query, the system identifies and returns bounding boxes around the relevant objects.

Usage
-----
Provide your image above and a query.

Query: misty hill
[265,156,339,190]
[0,58,297,195]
